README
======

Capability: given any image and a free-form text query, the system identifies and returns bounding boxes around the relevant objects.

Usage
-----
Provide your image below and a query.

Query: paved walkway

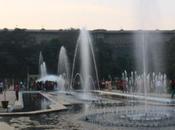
[0,86,16,111]
[0,122,14,130]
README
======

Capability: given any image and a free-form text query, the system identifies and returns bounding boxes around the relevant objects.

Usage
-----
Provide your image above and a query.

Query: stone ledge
[0,107,67,116]
[0,91,67,116]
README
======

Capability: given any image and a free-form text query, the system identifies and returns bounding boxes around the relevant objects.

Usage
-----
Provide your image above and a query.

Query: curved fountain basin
[120,112,170,121]
[84,108,175,127]
[95,90,175,105]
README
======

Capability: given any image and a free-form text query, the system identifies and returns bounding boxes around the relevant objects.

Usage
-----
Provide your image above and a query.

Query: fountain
[121,71,167,95]
[37,52,59,84]
[40,62,48,78]
[57,46,70,91]
[37,47,71,91]
[38,51,47,78]
[82,1,175,127]
[39,51,44,77]
[33,28,174,128]
[71,28,100,100]
[130,0,167,120]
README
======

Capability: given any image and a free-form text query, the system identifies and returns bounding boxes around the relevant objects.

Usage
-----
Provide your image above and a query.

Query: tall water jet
[134,0,165,96]
[40,62,47,78]
[38,52,48,78]
[57,46,70,91]
[133,0,167,115]
[39,51,44,78]
[79,29,91,97]
[39,52,43,67]
[134,32,149,107]
[71,28,99,99]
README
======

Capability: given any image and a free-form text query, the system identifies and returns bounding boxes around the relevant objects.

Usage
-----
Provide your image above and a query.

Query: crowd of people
[30,81,57,91]
[1,78,175,101]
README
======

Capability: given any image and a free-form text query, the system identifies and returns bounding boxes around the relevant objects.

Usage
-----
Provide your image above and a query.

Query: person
[101,80,105,89]
[156,80,162,94]
[171,80,175,98]
[14,83,20,100]
[0,81,3,93]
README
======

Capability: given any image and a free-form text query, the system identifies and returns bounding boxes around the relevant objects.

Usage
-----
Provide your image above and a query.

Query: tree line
[0,28,174,80]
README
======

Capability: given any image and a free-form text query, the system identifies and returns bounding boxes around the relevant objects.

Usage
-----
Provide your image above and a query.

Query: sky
[0,0,175,30]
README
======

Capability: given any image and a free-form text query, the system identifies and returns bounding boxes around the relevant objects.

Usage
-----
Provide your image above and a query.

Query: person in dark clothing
[171,80,175,98]
[0,81,3,93]
[15,84,20,100]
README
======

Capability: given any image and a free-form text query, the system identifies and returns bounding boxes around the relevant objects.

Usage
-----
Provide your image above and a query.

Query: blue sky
[0,0,174,30]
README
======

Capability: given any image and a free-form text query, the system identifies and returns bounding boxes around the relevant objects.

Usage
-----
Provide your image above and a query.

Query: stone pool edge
[0,91,67,116]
